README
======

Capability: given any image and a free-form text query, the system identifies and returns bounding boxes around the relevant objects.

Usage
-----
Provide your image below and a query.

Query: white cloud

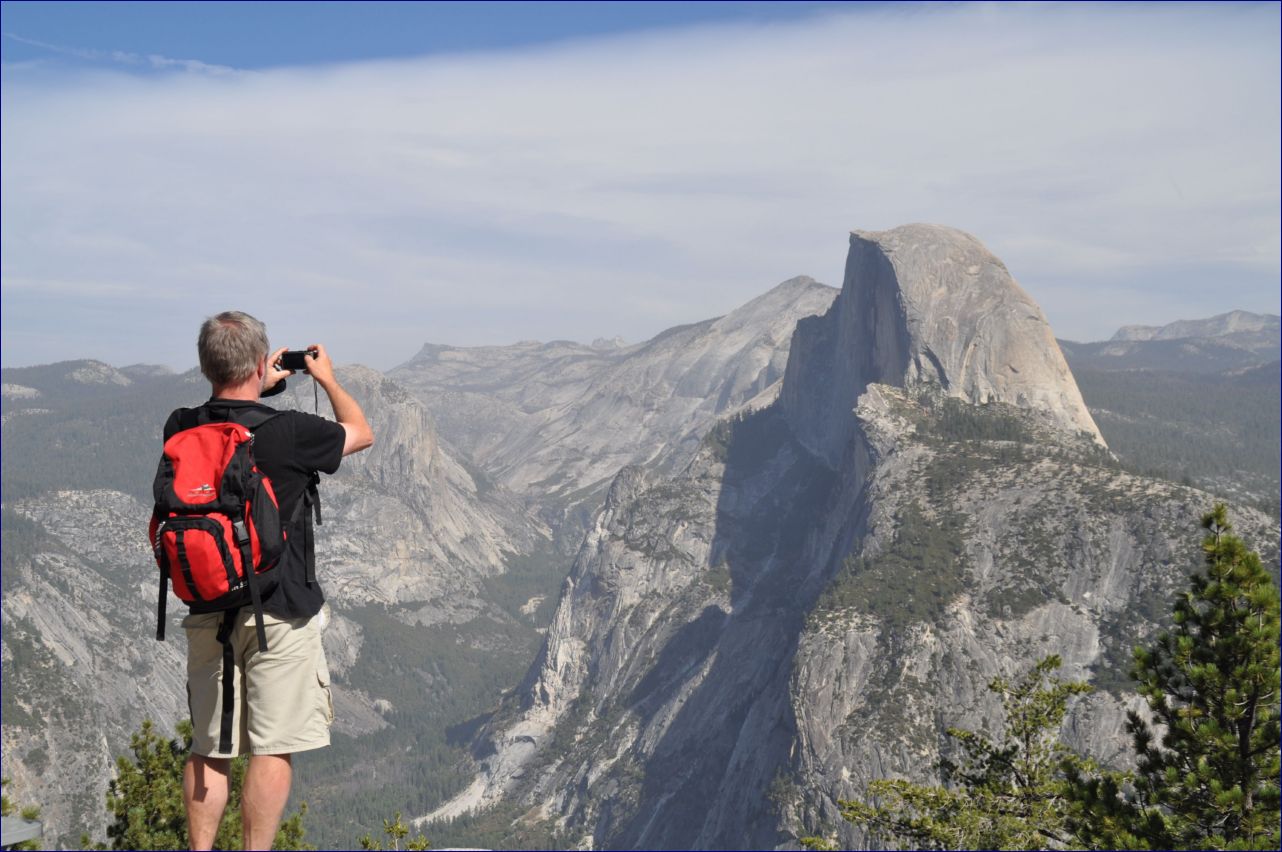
[3,32,238,75]
[2,3,1278,371]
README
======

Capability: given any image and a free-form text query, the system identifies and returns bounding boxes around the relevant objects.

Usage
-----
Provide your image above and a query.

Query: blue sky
[2,2,870,68]
[2,1,1279,371]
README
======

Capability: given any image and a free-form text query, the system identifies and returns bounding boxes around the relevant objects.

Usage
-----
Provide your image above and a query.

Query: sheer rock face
[268,366,548,611]
[428,226,1275,851]
[782,225,1102,467]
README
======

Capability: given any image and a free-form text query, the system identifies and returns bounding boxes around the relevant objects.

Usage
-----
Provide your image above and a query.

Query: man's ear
[257,355,268,379]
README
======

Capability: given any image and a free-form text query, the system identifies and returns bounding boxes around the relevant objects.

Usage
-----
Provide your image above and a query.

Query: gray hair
[198,311,269,387]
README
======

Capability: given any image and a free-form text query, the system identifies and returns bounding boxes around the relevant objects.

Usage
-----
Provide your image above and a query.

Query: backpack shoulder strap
[195,403,283,433]
[230,406,283,433]
[169,406,204,434]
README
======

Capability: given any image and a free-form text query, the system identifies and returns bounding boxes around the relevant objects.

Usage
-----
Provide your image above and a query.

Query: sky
[2,1,1279,372]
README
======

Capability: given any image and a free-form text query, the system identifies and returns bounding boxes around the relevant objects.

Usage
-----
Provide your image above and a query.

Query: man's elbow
[343,424,375,456]
[355,430,375,454]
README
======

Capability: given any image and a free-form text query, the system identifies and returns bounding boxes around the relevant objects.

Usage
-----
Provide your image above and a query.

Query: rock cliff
[427,227,1276,849]
[781,225,1102,468]
[271,367,547,611]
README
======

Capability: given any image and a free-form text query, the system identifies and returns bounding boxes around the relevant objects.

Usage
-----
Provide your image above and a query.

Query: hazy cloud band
[2,3,1278,370]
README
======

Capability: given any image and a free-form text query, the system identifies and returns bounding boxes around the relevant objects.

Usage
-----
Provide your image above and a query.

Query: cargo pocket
[317,658,334,726]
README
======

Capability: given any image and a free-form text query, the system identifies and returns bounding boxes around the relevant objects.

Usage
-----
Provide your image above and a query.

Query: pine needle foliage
[1067,504,1281,850]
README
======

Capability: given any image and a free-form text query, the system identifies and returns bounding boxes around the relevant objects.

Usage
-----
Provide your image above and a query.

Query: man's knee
[248,753,292,771]
[244,753,293,789]
[186,754,231,798]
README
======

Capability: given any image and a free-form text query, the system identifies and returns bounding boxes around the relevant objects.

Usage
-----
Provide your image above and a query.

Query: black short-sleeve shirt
[163,398,346,619]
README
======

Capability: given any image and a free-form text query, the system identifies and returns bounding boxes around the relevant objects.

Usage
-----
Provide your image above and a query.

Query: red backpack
[150,406,284,651]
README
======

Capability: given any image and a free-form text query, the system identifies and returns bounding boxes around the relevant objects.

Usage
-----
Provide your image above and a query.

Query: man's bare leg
[184,754,231,850]
[241,753,293,850]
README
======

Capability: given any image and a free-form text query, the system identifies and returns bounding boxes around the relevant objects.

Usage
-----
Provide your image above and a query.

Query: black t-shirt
[163,398,346,620]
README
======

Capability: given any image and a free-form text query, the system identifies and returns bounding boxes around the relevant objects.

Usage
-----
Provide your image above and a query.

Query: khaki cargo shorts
[183,608,333,757]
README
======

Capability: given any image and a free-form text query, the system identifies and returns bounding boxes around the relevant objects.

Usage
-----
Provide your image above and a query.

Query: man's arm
[302,344,374,457]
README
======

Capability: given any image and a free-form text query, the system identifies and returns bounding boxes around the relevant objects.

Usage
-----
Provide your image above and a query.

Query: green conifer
[1068,504,1281,850]
[831,656,1091,850]
[104,719,311,850]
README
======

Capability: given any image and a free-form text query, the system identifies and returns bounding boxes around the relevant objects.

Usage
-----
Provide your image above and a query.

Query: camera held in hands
[278,349,317,372]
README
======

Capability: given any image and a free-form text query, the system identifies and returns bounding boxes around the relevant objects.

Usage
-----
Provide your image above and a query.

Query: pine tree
[358,811,431,850]
[1068,503,1281,850]
[1,778,43,851]
[105,720,188,850]
[104,719,312,850]
[827,656,1092,850]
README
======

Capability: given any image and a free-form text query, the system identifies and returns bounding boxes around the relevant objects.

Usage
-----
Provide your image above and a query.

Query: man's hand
[263,346,294,393]
[303,343,336,387]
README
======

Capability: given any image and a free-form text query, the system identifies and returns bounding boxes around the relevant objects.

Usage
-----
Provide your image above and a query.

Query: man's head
[198,311,269,389]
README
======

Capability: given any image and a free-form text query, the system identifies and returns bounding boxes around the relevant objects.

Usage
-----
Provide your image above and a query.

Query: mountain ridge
[391,276,839,502]
[2,233,1278,848]
[421,226,1277,849]
[1059,309,1280,375]
[1111,309,1279,342]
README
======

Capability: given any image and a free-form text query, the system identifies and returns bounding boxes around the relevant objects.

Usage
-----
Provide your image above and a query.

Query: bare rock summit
[782,223,1102,466]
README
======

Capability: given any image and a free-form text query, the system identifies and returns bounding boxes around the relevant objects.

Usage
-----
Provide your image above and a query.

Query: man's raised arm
[302,344,374,456]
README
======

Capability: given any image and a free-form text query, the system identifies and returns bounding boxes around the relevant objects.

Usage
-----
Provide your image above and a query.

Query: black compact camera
[277,349,316,372]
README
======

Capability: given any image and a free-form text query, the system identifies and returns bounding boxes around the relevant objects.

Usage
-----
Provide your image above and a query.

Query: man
[167,311,374,850]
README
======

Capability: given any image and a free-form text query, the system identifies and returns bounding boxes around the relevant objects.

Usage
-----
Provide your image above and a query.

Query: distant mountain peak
[1110,310,1280,342]
[119,363,175,379]
[66,360,132,386]
[769,274,825,291]
[705,275,836,336]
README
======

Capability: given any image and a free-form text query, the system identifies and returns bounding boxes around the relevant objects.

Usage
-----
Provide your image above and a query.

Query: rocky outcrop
[1,383,40,399]
[67,360,133,385]
[782,387,1276,850]
[781,225,1102,467]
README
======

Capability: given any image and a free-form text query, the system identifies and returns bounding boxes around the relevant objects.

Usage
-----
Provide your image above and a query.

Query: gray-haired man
[165,311,373,849]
